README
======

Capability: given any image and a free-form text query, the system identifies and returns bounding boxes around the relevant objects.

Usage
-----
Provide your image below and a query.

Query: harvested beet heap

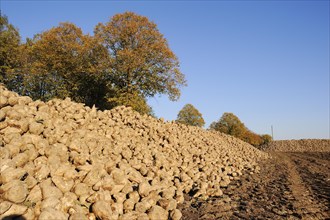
[0,85,268,219]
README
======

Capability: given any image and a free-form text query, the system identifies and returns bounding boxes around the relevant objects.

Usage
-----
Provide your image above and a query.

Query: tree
[210,113,246,139]
[26,22,109,107]
[1,13,184,116]
[210,112,272,147]
[0,15,22,91]
[95,12,186,111]
[176,104,205,127]
[107,90,153,115]
[261,134,273,145]
[243,130,263,147]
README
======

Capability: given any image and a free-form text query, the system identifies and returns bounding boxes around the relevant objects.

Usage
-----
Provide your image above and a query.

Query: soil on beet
[178,152,330,220]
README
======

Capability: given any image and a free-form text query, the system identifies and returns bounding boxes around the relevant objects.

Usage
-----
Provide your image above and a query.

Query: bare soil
[179,152,330,219]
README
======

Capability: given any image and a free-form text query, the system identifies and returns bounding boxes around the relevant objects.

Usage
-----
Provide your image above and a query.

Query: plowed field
[179,152,330,219]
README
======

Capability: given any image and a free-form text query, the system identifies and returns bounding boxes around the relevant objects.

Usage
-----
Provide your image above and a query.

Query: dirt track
[179,152,330,219]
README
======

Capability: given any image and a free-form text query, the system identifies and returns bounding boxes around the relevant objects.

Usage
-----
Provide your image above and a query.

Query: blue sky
[1,0,329,140]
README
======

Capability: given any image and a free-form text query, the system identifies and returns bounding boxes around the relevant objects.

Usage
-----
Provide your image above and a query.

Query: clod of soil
[0,84,268,219]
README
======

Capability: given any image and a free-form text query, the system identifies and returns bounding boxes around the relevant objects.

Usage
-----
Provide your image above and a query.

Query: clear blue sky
[1,0,329,140]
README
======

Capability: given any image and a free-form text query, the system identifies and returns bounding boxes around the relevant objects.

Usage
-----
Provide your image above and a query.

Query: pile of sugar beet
[261,139,330,152]
[0,85,268,220]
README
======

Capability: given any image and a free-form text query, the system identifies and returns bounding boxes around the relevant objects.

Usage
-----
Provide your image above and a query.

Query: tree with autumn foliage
[0,15,22,91]
[95,12,186,114]
[261,134,272,145]
[107,90,153,116]
[1,12,185,115]
[210,112,272,147]
[22,22,110,107]
[242,130,264,146]
[210,113,246,139]
[176,104,205,127]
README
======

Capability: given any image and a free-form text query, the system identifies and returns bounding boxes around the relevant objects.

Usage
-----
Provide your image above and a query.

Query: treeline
[175,104,272,147]
[0,12,186,115]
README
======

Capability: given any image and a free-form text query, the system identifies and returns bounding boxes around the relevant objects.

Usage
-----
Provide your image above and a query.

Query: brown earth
[179,151,330,220]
